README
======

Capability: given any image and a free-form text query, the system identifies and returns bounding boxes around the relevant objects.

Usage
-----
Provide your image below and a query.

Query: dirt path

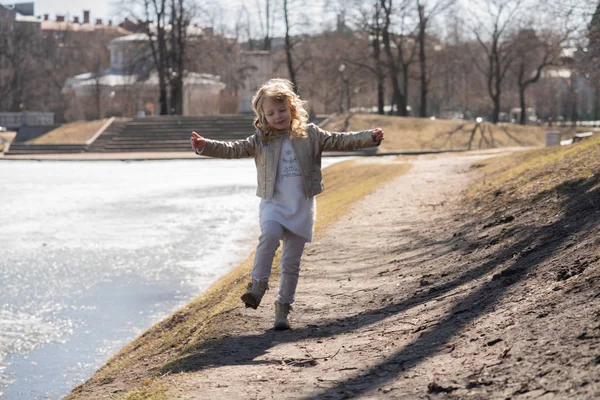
[155,149,599,399]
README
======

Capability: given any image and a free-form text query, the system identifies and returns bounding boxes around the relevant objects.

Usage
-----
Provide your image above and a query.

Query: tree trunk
[492,95,500,124]
[491,50,502,124]
[377,75,385,115]
[418,3,427,118]
[346,79,351,113]
[172,76,183,115]
[372,30,385,115]
[9,73,22,112]
[95,78,102,119]
[158,27,169,115]
[380,0,406,116]
[402,66,409,115]
[143,0,171,115]
[390,74,403,116]
[171,0,187,115]
[159,83,168,115]
[263,0,271,51]
[519,83,526,125]
[283,0,298,94]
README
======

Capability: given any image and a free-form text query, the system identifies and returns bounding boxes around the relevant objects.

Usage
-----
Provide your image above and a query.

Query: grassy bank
[67,158,411,400]
[321,113,546,152]
[469,134,600,204]
[27,119,109,144]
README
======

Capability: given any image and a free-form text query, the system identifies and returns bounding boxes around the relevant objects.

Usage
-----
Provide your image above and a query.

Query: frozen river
[0,157,345,399]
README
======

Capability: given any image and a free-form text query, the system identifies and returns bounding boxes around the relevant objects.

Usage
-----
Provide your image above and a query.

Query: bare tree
[510,28,563,124]
[468,0,523,123]
[380,0,414,116]
[235,6,254,49]
[253,0,277,50]
[577,2,600,120]
[283,0,298,93]
[142,0,170,115]
[0,17,40,111]
[169,0,195,115]
[416,0,453,117]
[353,1,387,114]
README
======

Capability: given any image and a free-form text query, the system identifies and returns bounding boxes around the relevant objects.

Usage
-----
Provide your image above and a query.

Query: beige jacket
[200,123,379,200]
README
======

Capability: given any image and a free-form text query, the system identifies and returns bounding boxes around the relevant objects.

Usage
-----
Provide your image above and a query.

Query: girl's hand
[190,131,206,151]
[372,128,384,143]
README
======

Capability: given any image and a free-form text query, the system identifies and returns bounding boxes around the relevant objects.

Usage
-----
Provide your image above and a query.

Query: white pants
[252,220,307,304]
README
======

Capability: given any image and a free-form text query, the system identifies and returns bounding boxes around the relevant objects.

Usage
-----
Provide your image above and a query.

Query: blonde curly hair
[252,78,309,141]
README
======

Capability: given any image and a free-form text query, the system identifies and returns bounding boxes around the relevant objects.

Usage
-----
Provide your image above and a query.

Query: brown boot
[240,279,269,309]
[274,301,292,330]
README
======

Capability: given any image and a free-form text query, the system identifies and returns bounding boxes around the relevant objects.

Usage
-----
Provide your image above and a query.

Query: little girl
[190,78,384,330]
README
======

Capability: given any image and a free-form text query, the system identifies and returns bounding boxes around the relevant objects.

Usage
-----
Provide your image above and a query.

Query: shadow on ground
[162,176,600,398]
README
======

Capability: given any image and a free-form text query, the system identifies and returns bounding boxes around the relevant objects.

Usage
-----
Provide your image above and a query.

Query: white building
[63,33,226,119]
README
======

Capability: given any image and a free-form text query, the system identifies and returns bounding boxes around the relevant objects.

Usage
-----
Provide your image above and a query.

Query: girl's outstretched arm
[190,131,257,159]
[313,124,384,152]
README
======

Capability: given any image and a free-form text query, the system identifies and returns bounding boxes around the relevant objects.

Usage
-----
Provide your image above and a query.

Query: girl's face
[263,97,291,131]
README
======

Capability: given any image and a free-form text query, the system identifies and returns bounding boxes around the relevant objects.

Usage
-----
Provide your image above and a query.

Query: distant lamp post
[338,64,346,114]
[109,91,115,116]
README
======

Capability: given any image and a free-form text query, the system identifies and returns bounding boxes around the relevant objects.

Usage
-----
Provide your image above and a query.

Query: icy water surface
[0,157,346,399]
[0,159,262,399]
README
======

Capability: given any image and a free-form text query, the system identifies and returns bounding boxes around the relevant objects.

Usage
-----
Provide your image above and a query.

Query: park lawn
[67,158,411,400]
[321,113,546,152]
[28,119,109,144]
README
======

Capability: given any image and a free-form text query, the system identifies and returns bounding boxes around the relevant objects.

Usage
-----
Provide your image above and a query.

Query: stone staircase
[5,143,88,155]
[87,115,256,153]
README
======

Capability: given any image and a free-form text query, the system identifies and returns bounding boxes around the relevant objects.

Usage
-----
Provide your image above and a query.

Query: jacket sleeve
[311,124,379,152]
[199,133,257,159]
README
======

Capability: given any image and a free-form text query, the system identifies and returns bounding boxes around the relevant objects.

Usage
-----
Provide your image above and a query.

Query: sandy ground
[139,149,598,400]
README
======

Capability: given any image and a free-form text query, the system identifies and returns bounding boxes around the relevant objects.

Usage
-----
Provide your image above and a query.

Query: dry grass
[321,113,546,152]
[114,390,172,400]
[0,131,17,153]
[28,119,109,144]
[68,159,411,399]
[468,135,600,204]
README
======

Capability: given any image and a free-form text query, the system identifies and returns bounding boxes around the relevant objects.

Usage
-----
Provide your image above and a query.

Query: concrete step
[87,115,257,153]
[6,143,88,155]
